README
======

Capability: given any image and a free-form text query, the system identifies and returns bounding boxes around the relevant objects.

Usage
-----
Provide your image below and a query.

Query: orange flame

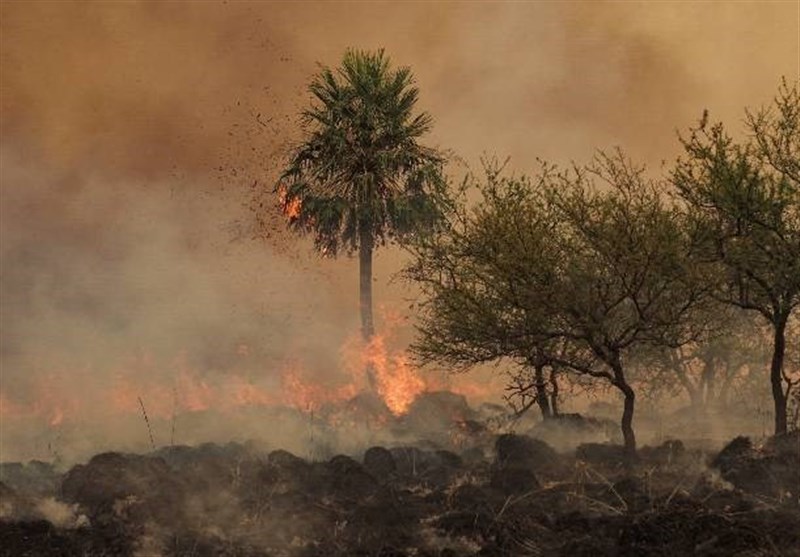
[367,335,426,415]
[281,360,359,413]
[1,370,77,427]
[1,304,504,439]
[341,331,427,416]
[229,376,275,407]
[278,185,302,220]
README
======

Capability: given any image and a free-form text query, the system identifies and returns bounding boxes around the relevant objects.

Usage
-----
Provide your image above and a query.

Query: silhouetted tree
[406,153,713,458]
[673,79,800,434]
[631,313,768,413]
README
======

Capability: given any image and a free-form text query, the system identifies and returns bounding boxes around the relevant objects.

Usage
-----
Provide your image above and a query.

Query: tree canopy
[278,48,448,257]
[406,151,715,456]
[672,79,800,433]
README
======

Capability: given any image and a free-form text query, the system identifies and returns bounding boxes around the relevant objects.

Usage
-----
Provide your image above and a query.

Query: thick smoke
[1,1,797,463]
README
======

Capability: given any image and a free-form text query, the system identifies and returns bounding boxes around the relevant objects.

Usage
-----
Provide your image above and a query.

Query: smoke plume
[1,1,796,462]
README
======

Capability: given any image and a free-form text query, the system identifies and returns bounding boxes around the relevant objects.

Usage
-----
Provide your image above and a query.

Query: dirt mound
[61,452,186,528]
[764,430,800,457]
[495,433,560,471]
[489,434,555,495]
[310,454,379,500]
[711,436,755,472]
[0,481,34,520]
[618,505,800,557]
[337,391,393,426]
[710,436,799,501]
[403,391,476,428]
[259,449,311,494]
[363,446,397,479]
[389,447,464,489]
[532,413,621,451]
[0,519,135,557]
[639,439,686,465]
[575,443,627,467]
[391,391,480,450]
[0,461,59,498]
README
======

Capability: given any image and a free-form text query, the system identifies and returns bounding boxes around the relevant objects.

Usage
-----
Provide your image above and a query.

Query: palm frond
[277,49,448,256]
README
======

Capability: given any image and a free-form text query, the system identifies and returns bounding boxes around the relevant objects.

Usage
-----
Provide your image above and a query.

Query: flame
[367,335,426,415]
[0,304,503,442]
[1,370,77,427]
[281,361,359,413]
[341,331,426,416]
[172,354,214,412]
[278,185,302,220]
[49,407,65,427]
[229,375,274,407]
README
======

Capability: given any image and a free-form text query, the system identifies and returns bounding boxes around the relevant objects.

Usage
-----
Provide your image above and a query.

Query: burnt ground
[2,404,799,556]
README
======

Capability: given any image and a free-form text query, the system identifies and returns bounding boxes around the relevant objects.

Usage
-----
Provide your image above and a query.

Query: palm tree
[278,49,447,385]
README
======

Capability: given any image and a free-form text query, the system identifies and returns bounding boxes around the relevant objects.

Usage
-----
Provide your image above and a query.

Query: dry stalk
[170,386,178,447]
[493,495,515,522]
[664,478,686,509]
[493,486,549,523]
[138,396,156,451]
[585,465,629,513]
[572,493,626,516]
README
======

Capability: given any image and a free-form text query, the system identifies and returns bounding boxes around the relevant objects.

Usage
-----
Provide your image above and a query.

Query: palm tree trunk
[359,228,376,389]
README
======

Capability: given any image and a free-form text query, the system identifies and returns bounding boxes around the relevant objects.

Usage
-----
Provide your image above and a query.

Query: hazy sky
[1,1,798,460]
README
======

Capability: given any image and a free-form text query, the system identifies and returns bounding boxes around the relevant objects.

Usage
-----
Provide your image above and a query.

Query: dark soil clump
[2,433,799,556]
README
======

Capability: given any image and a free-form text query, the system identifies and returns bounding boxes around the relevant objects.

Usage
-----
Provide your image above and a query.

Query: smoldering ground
[1,1,798,464]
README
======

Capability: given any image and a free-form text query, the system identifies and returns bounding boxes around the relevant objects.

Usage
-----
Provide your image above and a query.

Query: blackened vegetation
[1,426,799,556]
[712,433,800,501]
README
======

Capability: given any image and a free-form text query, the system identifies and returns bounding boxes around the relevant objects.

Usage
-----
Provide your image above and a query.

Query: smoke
[3,2,795,175]
[1,1,797,462]
[0,147,359,461]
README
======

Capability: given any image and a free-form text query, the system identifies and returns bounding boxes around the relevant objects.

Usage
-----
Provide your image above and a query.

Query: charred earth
[2,398,799,556]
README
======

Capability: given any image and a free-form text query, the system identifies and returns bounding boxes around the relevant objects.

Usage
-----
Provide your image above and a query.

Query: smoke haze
[1,1,798,462]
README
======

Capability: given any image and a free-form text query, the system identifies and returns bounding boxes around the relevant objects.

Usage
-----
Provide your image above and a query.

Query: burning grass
[1,316,487,458]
